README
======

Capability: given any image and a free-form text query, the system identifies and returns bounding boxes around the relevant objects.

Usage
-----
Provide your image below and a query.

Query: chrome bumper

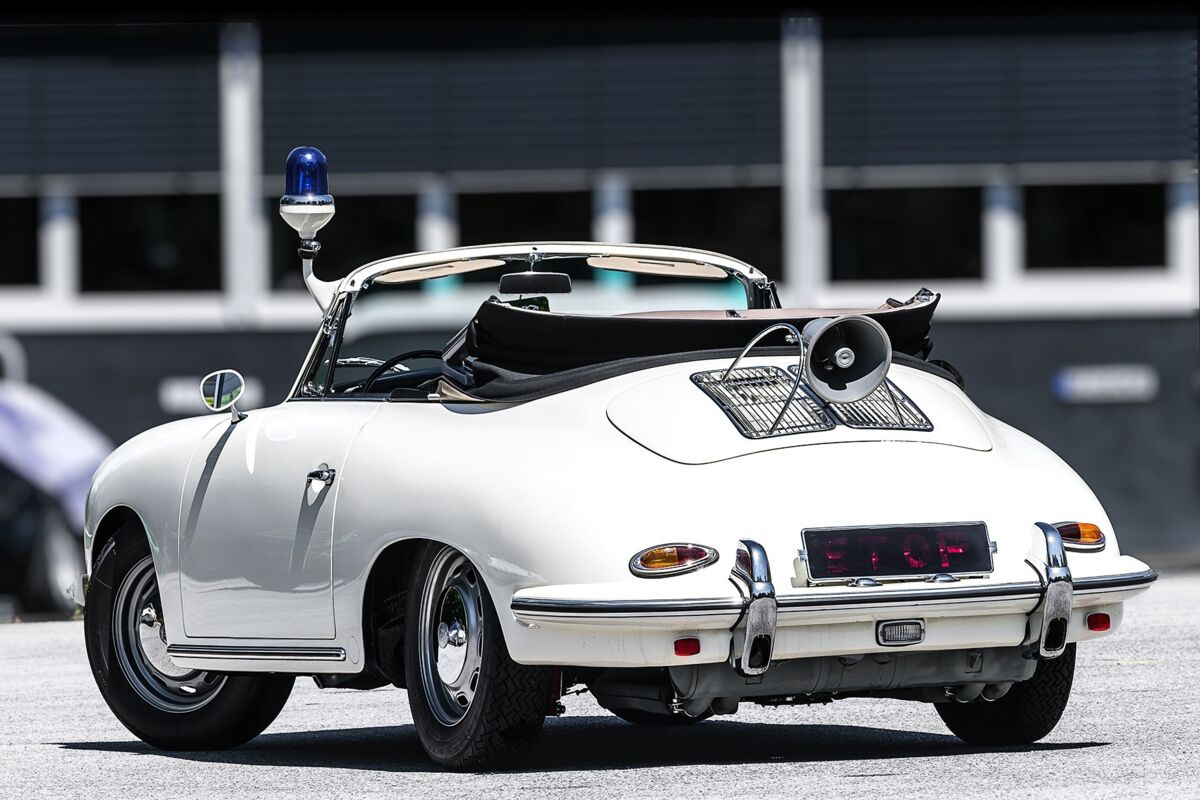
[722,524,1155,674]
[1033,522,1073,659]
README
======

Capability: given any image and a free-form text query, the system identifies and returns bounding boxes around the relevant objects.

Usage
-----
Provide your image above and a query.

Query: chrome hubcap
[418,548,484,726]
[113,555,226,713]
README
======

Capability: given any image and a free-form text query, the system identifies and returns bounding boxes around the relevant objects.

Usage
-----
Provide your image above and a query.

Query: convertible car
[80,149,1155,770]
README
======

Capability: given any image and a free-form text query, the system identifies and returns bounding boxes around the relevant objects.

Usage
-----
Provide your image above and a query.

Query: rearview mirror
[498,271,572,295]
[200,369,247,422]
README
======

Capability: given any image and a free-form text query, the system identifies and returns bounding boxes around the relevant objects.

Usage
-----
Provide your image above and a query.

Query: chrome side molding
[166,644,347,662]
[731,539,777,676]
[1034,522,1073,659]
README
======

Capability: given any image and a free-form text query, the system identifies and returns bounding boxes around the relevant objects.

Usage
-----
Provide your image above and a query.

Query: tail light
[1086,612,1111,632]
[1054,522,1106,551]
[630,544,719,577]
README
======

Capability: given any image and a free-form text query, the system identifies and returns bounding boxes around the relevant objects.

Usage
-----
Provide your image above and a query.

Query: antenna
[279,147,337,311]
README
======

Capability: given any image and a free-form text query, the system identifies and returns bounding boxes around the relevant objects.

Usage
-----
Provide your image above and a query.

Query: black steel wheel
[937,644,1075,745]
[404,542,551,770]
[85,521,294,749]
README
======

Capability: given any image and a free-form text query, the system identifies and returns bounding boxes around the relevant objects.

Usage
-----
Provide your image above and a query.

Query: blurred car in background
[0,377,110,616]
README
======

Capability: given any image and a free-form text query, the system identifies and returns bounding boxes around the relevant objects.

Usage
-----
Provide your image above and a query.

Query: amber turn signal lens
[1055,522,1105,549]
[630,544,718,577]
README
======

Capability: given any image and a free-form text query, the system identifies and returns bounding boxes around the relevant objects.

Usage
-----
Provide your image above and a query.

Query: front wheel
[85,523,294,750]
[936,644,1075,745]
[404,543,551,770]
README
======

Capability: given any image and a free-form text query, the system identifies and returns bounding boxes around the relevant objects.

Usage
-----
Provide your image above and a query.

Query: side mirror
[200,369,247,422]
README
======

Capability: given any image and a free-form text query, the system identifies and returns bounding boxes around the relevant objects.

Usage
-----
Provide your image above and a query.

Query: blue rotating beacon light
[279,147,337,310]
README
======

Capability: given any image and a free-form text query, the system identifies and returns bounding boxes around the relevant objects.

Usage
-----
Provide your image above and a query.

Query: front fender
[83,415,225,622]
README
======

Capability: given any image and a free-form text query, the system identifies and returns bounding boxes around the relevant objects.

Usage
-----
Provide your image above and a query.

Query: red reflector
[1086,613,1111,632]
[674,637,701,657]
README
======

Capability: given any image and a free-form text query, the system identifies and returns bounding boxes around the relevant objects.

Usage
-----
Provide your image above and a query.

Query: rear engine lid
[607,363,992,464]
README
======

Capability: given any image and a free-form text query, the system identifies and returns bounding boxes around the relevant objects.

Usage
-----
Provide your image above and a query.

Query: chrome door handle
[306,466,336,486]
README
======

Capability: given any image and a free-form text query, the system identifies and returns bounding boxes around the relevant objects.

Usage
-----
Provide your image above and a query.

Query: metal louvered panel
[829,380,934,431]
[783,366,933,431]
[692,367,835,439]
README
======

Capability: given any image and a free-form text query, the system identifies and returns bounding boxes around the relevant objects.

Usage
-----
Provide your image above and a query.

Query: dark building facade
[0,16,1196,558]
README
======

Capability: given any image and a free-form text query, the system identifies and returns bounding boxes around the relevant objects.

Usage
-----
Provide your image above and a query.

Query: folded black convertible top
[465,290,940,375]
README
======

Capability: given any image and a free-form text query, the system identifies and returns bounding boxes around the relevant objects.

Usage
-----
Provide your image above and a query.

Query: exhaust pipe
[947,683,986,703]
[981,682,1013,702]
[948,681,1014,703]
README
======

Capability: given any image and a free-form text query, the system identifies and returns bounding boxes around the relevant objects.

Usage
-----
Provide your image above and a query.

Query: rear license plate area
[802,523,993,581]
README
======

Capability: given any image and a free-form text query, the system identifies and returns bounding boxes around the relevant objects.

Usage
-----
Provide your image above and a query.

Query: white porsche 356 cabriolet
[80,148,1155,770]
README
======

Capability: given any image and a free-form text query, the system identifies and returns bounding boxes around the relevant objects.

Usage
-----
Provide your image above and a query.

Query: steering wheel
[361,350,444,393]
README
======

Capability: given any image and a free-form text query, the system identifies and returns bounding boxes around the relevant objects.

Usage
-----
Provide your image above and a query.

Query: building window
[271,195,417,290]
[829,188,982,282]
[1025,184,1166,269]
[80,196,220,292]
[458,192,592,283]
[632,187,782,283]
[0,198,38,285]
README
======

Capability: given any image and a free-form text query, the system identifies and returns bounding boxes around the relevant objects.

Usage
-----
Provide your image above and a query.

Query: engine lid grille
[692,367,933,440]
[691,367,835,439]
[786,368,934,432]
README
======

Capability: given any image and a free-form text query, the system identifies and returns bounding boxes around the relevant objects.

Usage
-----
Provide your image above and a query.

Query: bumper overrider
[509,523,1157,672]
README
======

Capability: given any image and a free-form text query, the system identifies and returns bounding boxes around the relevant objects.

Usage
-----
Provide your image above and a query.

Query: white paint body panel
[84,350,1152,675]
[178,402,378,639]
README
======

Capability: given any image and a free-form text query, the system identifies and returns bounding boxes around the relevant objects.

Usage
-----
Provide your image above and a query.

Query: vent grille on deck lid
[787,368,933,432]
[691,367,835,439]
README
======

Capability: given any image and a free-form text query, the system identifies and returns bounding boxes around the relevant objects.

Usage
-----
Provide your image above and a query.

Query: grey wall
[5,17,1191,178]
[11,316,1198,561]
[261,20,781,173]
[823,21,1197,165]
[0,23,220,175]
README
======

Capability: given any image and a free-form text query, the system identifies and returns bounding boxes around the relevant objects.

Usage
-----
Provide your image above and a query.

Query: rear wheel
[85,522,294,749]
[404,543,550,770]
[936,644,1075,745]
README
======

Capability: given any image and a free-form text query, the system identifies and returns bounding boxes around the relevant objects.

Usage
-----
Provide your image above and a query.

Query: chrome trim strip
[509,571,1156,620]
[778,581,1043,609]
[1073,569,1158,593]
[166,645,347,662]
[510,597,742,616]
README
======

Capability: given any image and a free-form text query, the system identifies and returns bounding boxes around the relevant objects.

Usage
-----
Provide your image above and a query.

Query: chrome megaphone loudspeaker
[801,315,892,404]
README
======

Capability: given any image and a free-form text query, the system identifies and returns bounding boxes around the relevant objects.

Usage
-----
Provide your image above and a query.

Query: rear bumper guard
[1033,522,1074,659]
[729,539,776,676]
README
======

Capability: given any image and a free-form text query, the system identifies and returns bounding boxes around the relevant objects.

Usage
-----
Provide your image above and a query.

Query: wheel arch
[89,505,150,572]
[356,534,515,688]
[357,536,431,687]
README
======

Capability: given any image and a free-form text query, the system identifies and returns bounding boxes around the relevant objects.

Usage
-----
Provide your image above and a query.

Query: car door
[177,400,379,639]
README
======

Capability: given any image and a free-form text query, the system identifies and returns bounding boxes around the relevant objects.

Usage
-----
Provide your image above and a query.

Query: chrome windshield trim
[166,645,347,662]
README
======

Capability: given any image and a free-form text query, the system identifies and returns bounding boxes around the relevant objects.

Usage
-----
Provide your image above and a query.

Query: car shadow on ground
[59,717,1107,774]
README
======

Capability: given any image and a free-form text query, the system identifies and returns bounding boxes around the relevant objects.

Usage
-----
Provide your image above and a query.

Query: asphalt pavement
[1,573,1196,799]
